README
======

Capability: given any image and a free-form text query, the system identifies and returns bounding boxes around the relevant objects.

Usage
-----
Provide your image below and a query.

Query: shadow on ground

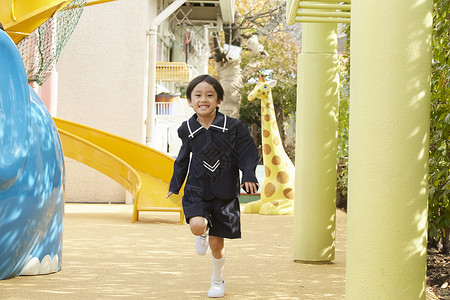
[1,204,345,299]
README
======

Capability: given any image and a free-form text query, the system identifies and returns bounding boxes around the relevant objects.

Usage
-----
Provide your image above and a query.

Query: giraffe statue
[244,75,295,215]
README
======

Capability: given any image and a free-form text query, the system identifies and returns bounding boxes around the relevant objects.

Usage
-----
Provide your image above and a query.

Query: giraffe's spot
[276,171,290,184]
[265,166,271,177]
[263,144,272,155]
[283,188,294,199]
[262,92,266,96]
[273,136,280,145]
[263,130,270,138]
[272,121,277,130]
[272,155,281,165]
[264,114,270,122]
[264,182,276,197]
[266,102,272,108]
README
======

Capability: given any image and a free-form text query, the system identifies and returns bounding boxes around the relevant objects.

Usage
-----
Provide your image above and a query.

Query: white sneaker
[195,233,209,255]
[208,280,225,298]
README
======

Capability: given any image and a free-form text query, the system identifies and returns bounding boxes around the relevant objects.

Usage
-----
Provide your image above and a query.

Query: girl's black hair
[186,74,224,102]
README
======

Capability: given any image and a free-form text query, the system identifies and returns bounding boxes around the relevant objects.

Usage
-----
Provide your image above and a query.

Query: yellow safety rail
[85,0,116,6]
[54,117,184,224]
[156,61,193,82]
[287,0,351,24]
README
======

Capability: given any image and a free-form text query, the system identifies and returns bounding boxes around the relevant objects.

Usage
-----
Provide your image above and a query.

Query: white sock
[203,228,209,236]
[211,254,225,282]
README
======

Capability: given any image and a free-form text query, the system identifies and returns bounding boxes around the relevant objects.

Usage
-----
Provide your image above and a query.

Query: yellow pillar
[294,22,339,262]
[346,0,433,299]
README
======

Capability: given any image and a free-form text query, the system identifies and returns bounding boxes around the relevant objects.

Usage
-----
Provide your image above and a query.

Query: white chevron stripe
[203,160,220,172]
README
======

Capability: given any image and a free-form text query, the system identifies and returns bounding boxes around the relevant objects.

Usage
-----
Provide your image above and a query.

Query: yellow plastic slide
[0,0,72,44]
[54,117,184,224]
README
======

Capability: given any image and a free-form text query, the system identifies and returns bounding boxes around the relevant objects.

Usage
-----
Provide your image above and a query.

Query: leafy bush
[428,0,450,252]
[337,24,350,211]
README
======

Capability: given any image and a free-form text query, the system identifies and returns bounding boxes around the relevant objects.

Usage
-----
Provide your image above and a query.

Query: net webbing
[17,0,86,86]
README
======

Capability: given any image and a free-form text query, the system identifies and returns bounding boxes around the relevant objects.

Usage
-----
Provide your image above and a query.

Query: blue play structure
[0,30,65,279]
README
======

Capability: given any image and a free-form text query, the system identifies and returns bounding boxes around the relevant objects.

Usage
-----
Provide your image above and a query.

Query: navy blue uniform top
[169,112,259,200]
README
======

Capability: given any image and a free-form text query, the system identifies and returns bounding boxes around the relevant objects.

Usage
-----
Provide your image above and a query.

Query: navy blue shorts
[182,187,241,239]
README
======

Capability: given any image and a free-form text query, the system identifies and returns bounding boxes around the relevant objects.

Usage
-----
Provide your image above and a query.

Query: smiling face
[188,81,222,119]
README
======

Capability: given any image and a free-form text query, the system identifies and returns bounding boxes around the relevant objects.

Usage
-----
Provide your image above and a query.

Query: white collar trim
[210,114,228,132]
[187,114,228,138]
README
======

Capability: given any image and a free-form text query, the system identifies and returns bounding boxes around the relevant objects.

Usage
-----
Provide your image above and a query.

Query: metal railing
[155,61,198,82]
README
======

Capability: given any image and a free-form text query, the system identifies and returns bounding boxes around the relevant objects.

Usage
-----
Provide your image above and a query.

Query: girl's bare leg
[209,236,224,259]
[189,216,208,236]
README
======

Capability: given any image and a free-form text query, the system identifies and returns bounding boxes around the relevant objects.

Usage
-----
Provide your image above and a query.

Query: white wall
[57,0,149,203]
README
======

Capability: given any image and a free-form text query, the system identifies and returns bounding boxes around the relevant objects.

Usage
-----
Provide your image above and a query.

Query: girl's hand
[240,182,260,194]
[166,191,173,198]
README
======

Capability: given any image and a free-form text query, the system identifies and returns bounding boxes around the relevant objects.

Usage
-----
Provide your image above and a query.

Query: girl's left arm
[240,181,260,194]
[236,120,259,186]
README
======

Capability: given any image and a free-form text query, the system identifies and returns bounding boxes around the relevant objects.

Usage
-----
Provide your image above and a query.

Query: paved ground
[0,204,437,299]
